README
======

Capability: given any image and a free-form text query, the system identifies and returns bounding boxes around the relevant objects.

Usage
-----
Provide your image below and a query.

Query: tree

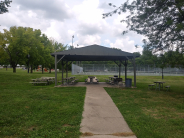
[133,52,141,58]
[0,0,12,14]
[157,53,168,79]
[135,45,157,65]
[0,46,9,70]
[26,29,44,73]
[41,35,54,73]
[0,26,43,73]
[49,38,67,71]
[103,0,184,53]
[165,48,184,67]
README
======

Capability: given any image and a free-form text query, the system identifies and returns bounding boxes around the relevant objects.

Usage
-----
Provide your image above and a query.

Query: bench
[165,86,170,91]
[48,80,54,84]
[71,79,79,84]
[29,82,48,86]
[105,79,110,83]
[115,78,123,85]
[148,84,155,90]
[109,80,114,85]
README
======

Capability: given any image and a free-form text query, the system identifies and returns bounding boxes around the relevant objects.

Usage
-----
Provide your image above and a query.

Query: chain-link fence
[72,64,184,76]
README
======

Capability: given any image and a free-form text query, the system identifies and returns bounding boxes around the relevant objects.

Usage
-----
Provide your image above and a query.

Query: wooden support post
[119,63,121,78]
[133,55,136,87]
[55,54,57,86]
[125,60,127,81]
[62,60,64,84]
[66,61,68,78]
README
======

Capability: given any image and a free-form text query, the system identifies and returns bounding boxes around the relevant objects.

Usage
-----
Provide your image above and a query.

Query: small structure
[51,44,137,87]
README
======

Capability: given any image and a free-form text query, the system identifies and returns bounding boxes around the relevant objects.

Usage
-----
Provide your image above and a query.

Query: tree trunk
[42,66,44,74]
[49,68,51,73]
[31,65,33,73]
[28,65,29,73]
[6,66,7,71]
[13,66,16,73]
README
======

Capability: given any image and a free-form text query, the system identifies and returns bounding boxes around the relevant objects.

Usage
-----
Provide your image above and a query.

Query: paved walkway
[75,82,137,138]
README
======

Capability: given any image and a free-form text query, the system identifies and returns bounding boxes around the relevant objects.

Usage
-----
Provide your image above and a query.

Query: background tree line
[1,26,184,74]
[0,26,67,73]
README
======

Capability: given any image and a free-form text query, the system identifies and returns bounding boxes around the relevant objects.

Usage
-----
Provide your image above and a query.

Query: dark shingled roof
[51,44,135,61]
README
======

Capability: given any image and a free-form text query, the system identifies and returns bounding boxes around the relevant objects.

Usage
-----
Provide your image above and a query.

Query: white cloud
[109,37,143,53]
[0,0,145,55]
[70,34,101,47]
[15,0,73,21]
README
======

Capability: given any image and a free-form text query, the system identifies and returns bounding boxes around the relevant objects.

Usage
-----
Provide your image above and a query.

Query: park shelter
[51,44,137,87]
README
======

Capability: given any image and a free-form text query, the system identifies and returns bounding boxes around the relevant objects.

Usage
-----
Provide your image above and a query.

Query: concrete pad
[82,106,123,118]
[80,117,132,134]
[85,97,115,107]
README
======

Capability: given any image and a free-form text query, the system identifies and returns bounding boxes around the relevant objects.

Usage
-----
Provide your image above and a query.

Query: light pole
[72,35,74,47]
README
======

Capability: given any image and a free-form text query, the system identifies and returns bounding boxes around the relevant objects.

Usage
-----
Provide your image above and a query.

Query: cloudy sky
[0,0,144,53]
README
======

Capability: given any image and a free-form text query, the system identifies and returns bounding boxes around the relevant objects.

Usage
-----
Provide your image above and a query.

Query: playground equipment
[36,66,48,72]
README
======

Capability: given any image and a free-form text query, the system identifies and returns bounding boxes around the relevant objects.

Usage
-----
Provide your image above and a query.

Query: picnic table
[85,76,99,83]
[30,77,55,86]
[41,77,55,79]
[105,77,122,85]
[63,77,78,85]
[154,81,165,91]
[88,76,95,83]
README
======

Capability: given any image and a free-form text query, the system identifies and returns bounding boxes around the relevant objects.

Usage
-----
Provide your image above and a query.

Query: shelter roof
[51,44,135,61]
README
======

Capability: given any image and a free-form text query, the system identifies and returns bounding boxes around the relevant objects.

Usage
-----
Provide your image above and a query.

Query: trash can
[125,78,132,87]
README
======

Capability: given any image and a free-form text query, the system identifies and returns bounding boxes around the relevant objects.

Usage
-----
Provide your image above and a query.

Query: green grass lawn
[105,76,184,138]
[0,68,86,138]
[1,68,184,138]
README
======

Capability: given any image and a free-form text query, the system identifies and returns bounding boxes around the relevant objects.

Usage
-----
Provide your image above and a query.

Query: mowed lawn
[0,68,86,138]
[1,68,184,138]
[105,76,184,138]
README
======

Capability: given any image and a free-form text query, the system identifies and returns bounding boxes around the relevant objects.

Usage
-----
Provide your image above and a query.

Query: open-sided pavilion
[51,44,137,87]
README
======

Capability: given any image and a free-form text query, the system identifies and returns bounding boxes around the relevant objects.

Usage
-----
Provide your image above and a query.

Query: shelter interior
[51,44,137,87]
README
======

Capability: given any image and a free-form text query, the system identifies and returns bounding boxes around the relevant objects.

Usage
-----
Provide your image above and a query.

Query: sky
[0,0,144,53]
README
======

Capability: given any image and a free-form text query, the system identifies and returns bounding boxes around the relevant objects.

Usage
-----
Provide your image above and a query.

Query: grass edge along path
[0,69,86,138]
[105,86,184,138]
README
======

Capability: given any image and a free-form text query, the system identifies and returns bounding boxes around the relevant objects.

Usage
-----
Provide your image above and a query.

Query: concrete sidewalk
[77,82,137,138]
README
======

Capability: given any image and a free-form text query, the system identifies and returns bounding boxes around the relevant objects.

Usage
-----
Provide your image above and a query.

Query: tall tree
[0,26,43,73]
[165,48,184,67]
[103,0,184,53]
[26,29,44,73]
[41,35,54,73]
[43,37,67,73]
[0,46,9,70]
[136,45,157,65]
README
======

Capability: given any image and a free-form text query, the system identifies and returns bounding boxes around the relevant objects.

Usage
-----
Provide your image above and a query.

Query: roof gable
[51,44,133,56]
[51,44,135,61]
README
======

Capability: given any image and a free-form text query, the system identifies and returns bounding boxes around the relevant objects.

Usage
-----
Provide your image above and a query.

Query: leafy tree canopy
[0,26,43,72]
[103,0,184,53]
[0,0,12,14]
